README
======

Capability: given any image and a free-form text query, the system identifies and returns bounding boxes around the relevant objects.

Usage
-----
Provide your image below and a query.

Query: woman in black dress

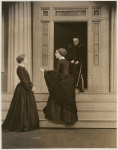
[2,54,39,132]
[40,48,78,125]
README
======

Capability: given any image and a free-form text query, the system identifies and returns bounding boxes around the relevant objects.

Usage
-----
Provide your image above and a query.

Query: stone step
[39,120,117,128]
[2,109,117,121]
[1,119,116,128]
[2,100,117,111]
[2,93,117,102]
[1,93,117,128]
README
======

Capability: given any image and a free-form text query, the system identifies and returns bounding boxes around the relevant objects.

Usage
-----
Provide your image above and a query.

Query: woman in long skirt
[40,48,78,125]
[2,54,39,132]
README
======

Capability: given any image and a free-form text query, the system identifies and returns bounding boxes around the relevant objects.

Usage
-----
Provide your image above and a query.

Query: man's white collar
[59,57,65,60]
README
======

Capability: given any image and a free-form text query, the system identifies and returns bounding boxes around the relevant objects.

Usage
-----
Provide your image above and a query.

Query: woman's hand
[71,60,74,63]
[31,86,36,92]
[75,61,79,65]
[40,68,44,72]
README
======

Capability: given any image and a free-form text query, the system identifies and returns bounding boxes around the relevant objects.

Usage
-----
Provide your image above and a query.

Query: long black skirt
[2,83,39,132]
[43,70,78,125]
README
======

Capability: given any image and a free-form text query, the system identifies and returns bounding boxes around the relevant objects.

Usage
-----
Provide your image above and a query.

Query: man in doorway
[66,38,84,92]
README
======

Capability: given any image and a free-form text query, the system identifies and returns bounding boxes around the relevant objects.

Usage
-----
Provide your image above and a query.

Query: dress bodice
[56,59,70,74]
[17,66,30,82]
[17,66,33,91]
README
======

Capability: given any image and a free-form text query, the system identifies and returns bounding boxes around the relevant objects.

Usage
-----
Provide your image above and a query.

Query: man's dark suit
[66,44,84,92]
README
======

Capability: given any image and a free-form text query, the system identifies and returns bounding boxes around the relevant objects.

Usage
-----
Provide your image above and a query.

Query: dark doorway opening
[54,22,87,88]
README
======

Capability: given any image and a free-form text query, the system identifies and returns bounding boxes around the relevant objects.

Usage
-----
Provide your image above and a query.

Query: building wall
[32,1,112,93]
[1,1,117,93]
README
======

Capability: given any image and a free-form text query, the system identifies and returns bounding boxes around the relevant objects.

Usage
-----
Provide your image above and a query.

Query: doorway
[54,22,87,88]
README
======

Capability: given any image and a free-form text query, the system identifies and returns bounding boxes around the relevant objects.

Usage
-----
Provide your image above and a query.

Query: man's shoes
[79,90,84,92]
[75,88,79,93]
[75,88,84,93]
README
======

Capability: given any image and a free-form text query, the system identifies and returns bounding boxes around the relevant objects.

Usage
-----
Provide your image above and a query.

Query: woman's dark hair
[57,48,67,57]
[16,54,26,63]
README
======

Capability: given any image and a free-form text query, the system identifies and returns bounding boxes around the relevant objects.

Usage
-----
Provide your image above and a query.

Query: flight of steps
[2,92,117,128]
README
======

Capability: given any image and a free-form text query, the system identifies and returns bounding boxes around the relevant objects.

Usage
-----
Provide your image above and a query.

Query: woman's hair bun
[16,54,26,63]
[57,48,67,57]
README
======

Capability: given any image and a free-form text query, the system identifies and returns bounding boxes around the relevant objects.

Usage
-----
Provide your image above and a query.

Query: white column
[113,7,117,92]
[14,2,19,87]
[24,2,28,66]
[7,3,15,92]
[27,2,32,79]
[7,2,32,92]
[109,7,115,92]
[19,2,24,54]
[1,7,4,73]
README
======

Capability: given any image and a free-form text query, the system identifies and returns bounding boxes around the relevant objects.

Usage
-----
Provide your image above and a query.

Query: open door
[54,22,87,88]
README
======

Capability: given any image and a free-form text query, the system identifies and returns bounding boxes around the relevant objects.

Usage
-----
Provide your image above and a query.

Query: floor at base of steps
[2,129,116,148]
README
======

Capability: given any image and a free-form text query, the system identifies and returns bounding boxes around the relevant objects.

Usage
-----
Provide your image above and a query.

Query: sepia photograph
[1,0,117,148]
